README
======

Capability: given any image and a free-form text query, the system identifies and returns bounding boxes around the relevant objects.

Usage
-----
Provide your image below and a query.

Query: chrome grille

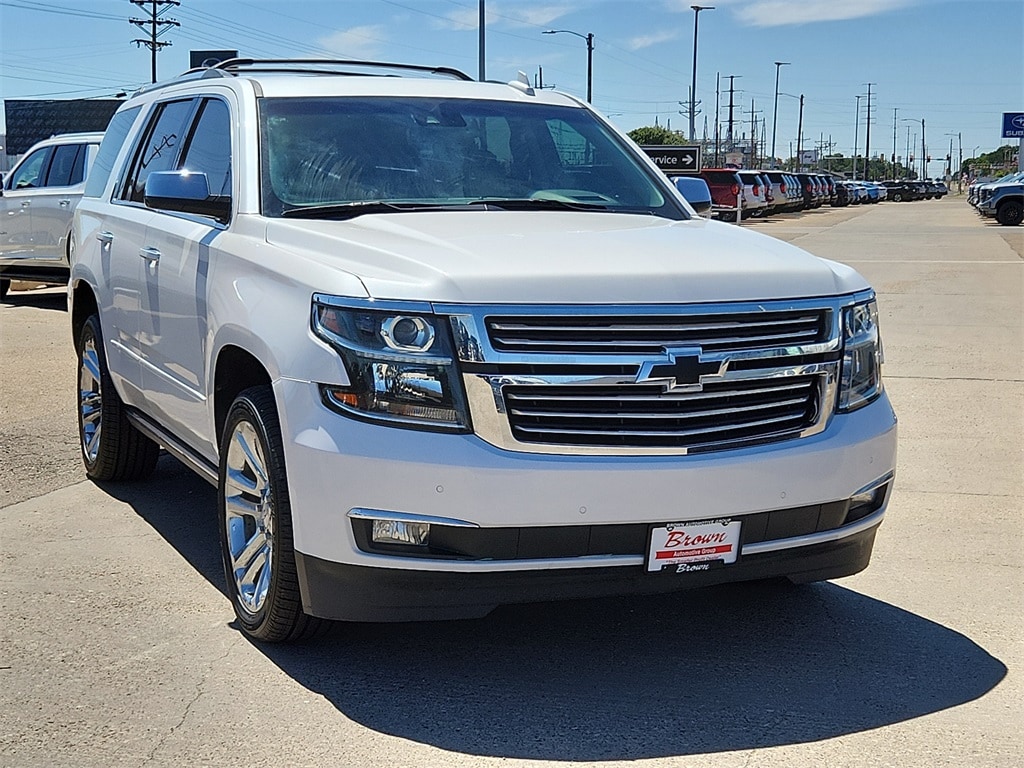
[486,309,829,354]
[504,376,820,450]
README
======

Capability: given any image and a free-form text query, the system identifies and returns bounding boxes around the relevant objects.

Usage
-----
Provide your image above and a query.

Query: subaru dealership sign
[1002,112,1024,139]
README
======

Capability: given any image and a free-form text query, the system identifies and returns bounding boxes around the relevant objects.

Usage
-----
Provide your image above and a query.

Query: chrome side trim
[741,507,886,556]
[126,409,219,486]
[347,508,480,528]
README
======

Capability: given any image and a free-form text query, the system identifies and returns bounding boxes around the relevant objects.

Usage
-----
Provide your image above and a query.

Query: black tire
[996,200,1023,227]
[219,386,324,643]
[0,279,9,300]
[892,192,903,202]
[77,314,160,481]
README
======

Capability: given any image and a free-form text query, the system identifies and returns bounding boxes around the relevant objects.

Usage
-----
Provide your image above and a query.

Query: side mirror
[144,170,230,223]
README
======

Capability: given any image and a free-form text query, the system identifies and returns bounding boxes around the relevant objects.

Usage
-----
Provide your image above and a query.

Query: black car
[880,180,920,202]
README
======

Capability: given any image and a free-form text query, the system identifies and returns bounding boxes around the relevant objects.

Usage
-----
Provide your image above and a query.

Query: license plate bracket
[647,519,741,573]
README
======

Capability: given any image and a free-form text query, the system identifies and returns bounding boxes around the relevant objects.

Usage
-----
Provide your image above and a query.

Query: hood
[264,211,869,304]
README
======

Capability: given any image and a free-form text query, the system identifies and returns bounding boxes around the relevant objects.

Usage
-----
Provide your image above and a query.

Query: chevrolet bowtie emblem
[635,347,726,391]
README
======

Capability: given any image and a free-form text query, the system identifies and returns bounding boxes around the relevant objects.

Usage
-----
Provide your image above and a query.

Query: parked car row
[968,171,1024,226]
[667,167,948,223]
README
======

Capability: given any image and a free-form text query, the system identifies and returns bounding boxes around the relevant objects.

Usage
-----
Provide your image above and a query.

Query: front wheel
[219,386,323,642]
[77,315,159,480]
[996,200,1023,226]
[0,279,9,300]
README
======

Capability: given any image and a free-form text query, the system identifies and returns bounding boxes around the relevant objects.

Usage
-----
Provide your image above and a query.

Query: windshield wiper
[463,198,610,212]
[281,201,446,220]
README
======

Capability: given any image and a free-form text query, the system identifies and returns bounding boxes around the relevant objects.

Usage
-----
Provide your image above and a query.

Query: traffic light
[927,155,931,163]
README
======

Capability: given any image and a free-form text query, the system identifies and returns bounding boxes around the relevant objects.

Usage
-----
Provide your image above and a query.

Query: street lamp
[689,5,714,142]
[902,117,925,179]
[770,61,790,168]
[543,29,594,103]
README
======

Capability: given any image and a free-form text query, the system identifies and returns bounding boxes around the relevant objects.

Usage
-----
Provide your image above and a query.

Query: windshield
[258,96,677,218]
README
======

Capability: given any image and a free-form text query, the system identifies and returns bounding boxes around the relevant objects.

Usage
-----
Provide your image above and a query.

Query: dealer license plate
[647,519,742,573]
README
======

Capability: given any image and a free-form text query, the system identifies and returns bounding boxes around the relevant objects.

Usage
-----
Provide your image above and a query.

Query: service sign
[647,519,741,573]
[1002,112,1024,139]
[642,145,702,174]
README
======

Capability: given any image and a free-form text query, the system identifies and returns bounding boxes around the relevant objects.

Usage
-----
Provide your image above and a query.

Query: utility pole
[713,72,721,166]
[796,94,804,171]
[854,95,861,180]
[921,119,926,180]
[744,99,762,167]
[478,0,485,81]
[892,108,898,179]
[726,75,740,150]
[689,5,715,142]
[129,0,180,84]
[770,61,790,169]
[864,83,875,180]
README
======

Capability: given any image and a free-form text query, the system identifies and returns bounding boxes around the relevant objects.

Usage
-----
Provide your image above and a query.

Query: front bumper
[295,521,881,622]
[274,376,896,620]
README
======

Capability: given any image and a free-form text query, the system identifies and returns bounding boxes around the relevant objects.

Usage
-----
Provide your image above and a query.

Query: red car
[699,169,744,221]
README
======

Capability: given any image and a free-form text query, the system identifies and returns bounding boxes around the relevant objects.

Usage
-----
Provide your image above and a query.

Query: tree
[627,125,683,145]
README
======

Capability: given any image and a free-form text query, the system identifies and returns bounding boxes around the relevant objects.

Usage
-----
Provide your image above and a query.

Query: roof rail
[201,58,474,81]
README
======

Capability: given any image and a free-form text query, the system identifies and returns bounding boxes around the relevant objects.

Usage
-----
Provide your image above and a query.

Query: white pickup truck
[70,59,897,642]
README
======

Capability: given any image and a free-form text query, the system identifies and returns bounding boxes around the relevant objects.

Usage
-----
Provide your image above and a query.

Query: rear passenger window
[44,144,83,187]
[123,98,196,203]
[85,107,141,198]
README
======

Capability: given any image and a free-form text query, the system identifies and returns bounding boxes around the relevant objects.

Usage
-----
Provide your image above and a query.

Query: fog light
[372,519,430,546]
[847,482,889,523]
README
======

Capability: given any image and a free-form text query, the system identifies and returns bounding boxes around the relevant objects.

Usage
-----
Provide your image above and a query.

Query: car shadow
[102,455,1007,762]
[0,287,67,312]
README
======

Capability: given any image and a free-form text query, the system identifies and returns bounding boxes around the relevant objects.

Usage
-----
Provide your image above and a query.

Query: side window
[7,148,52,190]
[123,98,196,203]
[84,107,141,198]
[179,99,232,198]
[44,144,83,187]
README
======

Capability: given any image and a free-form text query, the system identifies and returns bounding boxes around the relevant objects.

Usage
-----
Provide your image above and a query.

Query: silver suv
[0,132,102,299]
[71,60,896,643]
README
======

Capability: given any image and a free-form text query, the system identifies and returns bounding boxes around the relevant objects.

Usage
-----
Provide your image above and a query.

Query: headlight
[312,297,470,432]
[838,299,884,411]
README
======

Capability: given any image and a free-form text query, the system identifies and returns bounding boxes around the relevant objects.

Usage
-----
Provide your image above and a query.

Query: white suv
[0,132,102,299]
[70,60,897,642]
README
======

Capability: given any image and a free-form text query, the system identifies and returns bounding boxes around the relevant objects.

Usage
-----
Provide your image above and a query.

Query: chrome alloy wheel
[224,421,275,617]
[79,335,103,463]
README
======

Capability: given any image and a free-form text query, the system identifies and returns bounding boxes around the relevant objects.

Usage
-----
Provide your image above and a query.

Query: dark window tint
[179,99,232,198]
[85,107,141,198]
[7,147,52,190]
[124,99,195,203]
[44,143,83,187]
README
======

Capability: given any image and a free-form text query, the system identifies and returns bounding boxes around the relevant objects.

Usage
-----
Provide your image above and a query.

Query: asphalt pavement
[0,196,1020,767]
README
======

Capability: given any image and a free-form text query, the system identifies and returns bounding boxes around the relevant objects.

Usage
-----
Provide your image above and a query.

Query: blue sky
[1,0,1021,177]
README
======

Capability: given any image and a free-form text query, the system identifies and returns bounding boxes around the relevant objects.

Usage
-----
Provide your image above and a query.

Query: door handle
[139,246,161,263]
[20,201,30,208]
[59,199,71,208]
[96,231,114,245]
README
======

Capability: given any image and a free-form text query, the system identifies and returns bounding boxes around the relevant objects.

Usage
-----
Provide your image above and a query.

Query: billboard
[3,99,122,155]
[190,50,238,69]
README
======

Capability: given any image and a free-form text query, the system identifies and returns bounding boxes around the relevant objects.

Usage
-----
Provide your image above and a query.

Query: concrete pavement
[0,197,1020,767]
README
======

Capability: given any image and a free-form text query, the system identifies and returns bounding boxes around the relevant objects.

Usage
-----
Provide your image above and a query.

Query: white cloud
[437,3,573,31]
[317,25,387,58]
[664,0,921,27]
[627,30,680,51]
[733,0,920,27]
